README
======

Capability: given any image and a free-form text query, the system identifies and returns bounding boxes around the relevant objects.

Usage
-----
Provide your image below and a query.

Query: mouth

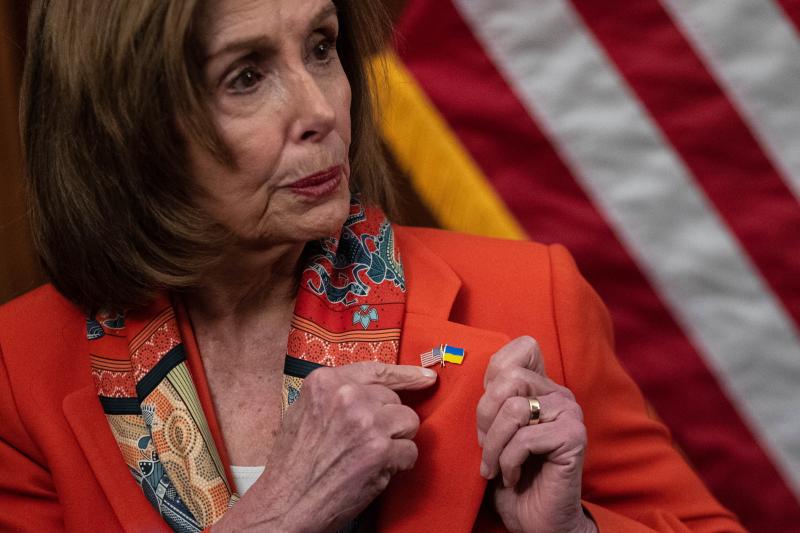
[287,165,344,198]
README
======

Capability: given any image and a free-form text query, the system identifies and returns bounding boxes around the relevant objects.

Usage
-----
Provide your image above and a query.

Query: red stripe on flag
[570,0,800,370]
[395,1,800,530]
[776,0,800,33]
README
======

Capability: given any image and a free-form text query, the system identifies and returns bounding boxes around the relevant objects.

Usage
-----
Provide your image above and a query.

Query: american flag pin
[420,344,466,367]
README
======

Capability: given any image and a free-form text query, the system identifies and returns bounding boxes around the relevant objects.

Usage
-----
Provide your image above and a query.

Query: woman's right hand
[212,362,438,532]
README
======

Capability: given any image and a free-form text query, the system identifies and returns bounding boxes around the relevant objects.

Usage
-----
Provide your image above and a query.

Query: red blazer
[0,227,743,532]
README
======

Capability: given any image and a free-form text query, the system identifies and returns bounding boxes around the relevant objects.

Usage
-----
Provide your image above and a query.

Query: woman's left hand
[477,336,597,533]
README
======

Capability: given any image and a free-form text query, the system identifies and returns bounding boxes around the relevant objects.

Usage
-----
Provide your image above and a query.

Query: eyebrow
[310,3,338,30]
[205,3,339,63]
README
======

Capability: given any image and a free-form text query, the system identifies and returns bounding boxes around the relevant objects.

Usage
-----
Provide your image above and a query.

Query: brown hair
[21,0,394,313]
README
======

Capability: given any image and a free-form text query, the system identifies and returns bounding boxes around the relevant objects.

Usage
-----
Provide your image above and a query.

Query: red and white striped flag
[379,0,800,530]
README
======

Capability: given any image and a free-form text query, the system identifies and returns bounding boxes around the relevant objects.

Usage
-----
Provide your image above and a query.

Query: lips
[288,165,343,198]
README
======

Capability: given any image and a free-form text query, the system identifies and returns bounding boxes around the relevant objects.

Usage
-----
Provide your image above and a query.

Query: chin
[239,180,352,247]
[287,185,352,242]
[303,207,350,239]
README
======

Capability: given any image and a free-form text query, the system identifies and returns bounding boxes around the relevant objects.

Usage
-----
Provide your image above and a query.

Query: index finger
[483,336,545,388]
[343,361,438,390]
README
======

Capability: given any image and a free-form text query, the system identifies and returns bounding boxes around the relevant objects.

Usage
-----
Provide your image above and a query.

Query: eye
[227,66,264,94]
[311,36,337,63]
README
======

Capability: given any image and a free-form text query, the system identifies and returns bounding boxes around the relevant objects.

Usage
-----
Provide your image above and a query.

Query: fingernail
[502,476,511,488]
[420,367,437,378]
[477,430,485,447]
[480,461,489,478]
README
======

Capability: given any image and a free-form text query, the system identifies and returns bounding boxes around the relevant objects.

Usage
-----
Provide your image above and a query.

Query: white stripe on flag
[454,0,800,497]
[661,0,800,200]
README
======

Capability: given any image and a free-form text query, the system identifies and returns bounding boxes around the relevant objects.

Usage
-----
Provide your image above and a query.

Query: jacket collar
[398,227,463,320]
[62,386,169,532]
[377,228,509,531]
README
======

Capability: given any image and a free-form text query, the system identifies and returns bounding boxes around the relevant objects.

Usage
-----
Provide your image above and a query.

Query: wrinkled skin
[189,0,352,248]
[213,362,437,531]
[477,337,597,533]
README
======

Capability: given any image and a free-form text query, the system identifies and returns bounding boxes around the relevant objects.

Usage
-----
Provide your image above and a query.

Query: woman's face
[189,0,352,247]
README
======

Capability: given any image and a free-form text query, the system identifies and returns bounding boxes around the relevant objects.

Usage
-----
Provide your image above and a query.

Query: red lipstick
[288,165,343,198]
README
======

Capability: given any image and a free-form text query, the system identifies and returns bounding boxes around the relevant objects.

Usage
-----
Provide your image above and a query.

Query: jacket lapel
[377,229,510,531]
[62,385,168,532]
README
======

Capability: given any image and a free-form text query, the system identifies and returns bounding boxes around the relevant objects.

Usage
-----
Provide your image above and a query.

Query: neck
[184,241,305,328]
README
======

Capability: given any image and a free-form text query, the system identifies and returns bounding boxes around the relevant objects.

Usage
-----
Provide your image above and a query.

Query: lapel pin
[440,344,465,365]
[420,344,466,367]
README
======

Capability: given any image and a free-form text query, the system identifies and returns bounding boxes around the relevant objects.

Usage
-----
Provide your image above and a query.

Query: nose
[288,70,337,143]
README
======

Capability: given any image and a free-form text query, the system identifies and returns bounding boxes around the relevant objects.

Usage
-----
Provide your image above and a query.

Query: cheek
[335,73,353,145]
[184,124,281,228]
[220,117,283,176]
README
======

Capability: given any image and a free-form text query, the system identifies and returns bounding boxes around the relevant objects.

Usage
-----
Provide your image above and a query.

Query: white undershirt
[231,465,265,495]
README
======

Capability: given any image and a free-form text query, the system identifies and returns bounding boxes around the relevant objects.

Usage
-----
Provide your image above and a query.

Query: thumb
[344,361,438,390]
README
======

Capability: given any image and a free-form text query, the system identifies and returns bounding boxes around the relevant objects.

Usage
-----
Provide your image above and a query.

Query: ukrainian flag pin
[440,344,465,365]
[420,344,466,367]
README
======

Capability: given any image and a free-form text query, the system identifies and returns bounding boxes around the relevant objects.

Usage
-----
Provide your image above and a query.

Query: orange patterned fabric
[89,306,234,532]
[87,197,406,531]
[281,198,406,412]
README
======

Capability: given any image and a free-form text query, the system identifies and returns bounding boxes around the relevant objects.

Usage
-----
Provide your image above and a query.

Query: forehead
[198,0,336,51]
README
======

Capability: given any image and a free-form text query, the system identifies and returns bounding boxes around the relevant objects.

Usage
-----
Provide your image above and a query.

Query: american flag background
[1,0,799,530]
[378,0,800,530]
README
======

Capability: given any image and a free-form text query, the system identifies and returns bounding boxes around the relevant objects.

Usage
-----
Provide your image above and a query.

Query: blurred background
[2,1,800,530]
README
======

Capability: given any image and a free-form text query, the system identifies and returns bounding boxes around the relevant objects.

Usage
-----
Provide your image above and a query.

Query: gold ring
[527,397,541,426]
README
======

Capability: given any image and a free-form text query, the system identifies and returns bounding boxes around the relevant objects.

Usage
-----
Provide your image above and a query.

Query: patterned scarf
[87,197,406,532]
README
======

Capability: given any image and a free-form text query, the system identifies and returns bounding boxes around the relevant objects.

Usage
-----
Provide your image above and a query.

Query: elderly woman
[0,0,743,532]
